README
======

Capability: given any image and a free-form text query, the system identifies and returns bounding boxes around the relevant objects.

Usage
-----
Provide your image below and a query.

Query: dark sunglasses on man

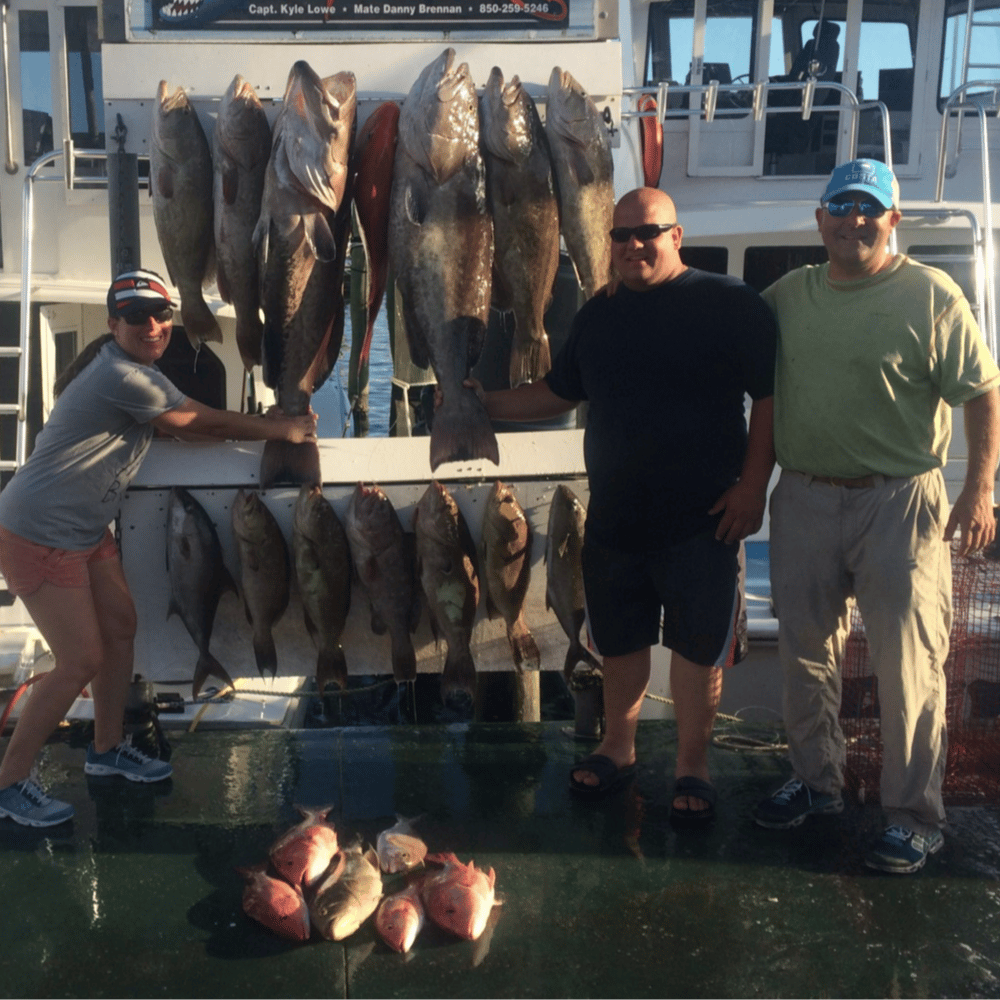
[609,223,677,243]
[823,196,888,219]
[121,306,174,326]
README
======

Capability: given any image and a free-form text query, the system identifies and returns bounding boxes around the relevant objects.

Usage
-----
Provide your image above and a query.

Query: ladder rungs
[0,347,22,359]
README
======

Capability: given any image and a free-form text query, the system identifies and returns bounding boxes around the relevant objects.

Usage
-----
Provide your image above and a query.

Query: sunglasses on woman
[121,306,174,326]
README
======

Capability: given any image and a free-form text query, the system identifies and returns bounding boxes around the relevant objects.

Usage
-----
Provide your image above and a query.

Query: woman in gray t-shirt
[0,269,316,828]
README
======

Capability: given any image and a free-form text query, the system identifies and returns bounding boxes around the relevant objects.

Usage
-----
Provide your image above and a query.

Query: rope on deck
[644,691,789,753]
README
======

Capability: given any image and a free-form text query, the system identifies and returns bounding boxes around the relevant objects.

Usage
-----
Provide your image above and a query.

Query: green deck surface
[2,720,999,998]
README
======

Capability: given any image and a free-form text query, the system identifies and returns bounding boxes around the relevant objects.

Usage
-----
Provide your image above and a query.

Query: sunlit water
[312,311,393,438]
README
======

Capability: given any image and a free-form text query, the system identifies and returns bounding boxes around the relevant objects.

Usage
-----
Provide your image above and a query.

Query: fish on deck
[269,804,340,889]
[376,814,428,874]
[236,862,311,942]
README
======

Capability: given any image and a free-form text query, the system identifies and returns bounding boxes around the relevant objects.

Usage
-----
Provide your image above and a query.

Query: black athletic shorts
[581,529,747,666]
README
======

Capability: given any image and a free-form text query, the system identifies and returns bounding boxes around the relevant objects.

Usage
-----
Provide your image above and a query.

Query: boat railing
[932,81,998,356]
[621,78,892,172]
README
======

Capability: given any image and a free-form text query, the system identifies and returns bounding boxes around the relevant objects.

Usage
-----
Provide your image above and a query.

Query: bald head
[613,187,678,227]
[610,187,685,290]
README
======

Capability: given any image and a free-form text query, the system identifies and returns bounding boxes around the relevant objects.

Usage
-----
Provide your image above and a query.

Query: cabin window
[742,246,828,293]
[940,0,1000,108]
[65,7,106,186]
[18,10,53,166]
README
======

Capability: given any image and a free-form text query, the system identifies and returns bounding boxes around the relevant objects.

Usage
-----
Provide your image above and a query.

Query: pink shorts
[0,526,119,596]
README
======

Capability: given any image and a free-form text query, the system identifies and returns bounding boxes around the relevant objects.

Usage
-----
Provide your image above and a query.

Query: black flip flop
[569,754,637,799]
[669,775,718,827]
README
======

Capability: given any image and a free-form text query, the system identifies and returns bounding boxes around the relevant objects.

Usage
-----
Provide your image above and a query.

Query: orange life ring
[638,95,663,188]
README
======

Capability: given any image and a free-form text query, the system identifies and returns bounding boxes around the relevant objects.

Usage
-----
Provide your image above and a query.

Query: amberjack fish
[376,814,427,874]
[389,48,498,470]
[151,82,220,346]
[165,487,236,699]
[257,61,356,487]
[480,68,560,387]
[546,67,614,300]
[308,841,383,941]
[213,74,271,371]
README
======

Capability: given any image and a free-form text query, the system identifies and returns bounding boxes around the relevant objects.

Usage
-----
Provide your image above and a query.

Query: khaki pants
[770,468,950,833]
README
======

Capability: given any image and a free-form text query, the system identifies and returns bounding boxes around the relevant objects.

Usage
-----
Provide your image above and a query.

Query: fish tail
[261,440,321,488]
[509,332,552,389]
[181,297,223,346]
[391,635,417,683]
[252,631,278,680]
[507,617,541,671]
[563,641,602,682]
[316,645,348,693]
[441,647,476,698]
[193,650,235,700]
[429,390,499,471]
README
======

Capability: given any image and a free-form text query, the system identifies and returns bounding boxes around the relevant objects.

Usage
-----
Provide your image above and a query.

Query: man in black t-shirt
[473,187,777,823]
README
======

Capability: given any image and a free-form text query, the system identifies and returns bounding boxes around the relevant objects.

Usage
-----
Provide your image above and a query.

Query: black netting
[841,542,1000,805]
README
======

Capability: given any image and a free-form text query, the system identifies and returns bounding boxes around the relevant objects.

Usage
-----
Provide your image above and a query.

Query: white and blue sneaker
[85,740,172,783]
[0,778,74,827]
[864,824,944,874]
[753,777,844,829]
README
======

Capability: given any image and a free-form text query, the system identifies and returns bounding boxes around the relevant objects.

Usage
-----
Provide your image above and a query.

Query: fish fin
[304,211,338,263]
[564,641,601,682]
[316,645,348,693]
[252,214,270,266]
[156,164,175,200]
[440,648,476,699]
[509,332,552,388]
[369,608,388,636]
[391,639,416,683]
[430,387,499,472]
[252,631,278,679]
[180,296,223,346]
[216,257,232,305]
[222,161,239,206]
[261,440,321,489]
[507,619,540,671]
[192,651,235,700]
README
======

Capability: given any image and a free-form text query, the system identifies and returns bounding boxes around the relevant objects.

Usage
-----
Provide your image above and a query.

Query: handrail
[622,79,892,173]
[1,1,17,175]
[935,81,998,357]
[17,148,64,467]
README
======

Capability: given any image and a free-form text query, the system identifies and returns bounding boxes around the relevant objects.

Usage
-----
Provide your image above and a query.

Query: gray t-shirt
[0,340,186,548]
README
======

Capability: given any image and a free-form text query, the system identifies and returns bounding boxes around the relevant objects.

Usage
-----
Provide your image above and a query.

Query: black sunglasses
[121,306,174,325]
[609,223,677,243]
[824,198,888,219]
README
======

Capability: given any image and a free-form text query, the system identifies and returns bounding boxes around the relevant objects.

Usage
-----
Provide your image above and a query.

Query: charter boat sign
[152,0,569,30]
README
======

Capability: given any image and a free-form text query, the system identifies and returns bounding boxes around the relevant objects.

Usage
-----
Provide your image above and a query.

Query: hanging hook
[113,113,128,154]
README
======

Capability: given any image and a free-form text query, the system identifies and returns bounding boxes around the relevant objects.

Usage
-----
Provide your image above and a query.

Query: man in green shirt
[754,159,1000,873]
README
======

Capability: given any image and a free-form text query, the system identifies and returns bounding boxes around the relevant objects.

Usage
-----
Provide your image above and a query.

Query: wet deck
[2,719,999,999]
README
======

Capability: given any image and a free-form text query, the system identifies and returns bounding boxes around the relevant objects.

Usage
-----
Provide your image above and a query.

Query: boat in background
[0,0,995,728]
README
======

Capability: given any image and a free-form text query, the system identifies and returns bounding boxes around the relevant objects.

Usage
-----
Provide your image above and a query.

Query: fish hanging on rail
[256,61,356,487]
[388,48,498,471]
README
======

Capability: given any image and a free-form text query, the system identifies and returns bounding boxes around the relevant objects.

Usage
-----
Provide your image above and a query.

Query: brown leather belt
[797,472,877,489]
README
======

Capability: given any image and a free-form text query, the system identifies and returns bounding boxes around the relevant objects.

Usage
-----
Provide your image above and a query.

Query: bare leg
[670,653,722,813]
[87,556,138,754]
[0,583,104,787]
[572,647,650,788]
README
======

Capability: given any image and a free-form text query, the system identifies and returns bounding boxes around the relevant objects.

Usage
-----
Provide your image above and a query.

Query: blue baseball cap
[821,159,900,210]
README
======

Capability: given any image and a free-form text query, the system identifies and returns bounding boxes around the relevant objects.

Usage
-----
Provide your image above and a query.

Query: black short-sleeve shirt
[545,267,777,552]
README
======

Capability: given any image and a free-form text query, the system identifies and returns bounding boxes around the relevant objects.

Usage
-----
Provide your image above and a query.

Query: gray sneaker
[864,825,944,874]
[753,777,844,829]
[0,778,74,827]
[85,740,173,783]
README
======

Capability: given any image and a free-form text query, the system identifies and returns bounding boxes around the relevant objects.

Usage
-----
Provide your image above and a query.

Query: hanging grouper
[389,48,498,471]
[150,82,221,347]
[256,61,356,487]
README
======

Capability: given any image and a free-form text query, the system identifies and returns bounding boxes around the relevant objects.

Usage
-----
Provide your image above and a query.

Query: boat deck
[2,718,999,998]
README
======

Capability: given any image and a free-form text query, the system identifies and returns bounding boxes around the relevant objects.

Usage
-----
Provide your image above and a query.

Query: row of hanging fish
[238,809,500,954]
[165,480,594,700]
[149,49,614,477]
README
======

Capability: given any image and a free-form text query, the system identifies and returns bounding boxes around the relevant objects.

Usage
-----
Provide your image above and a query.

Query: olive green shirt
[762,255,1000,478]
